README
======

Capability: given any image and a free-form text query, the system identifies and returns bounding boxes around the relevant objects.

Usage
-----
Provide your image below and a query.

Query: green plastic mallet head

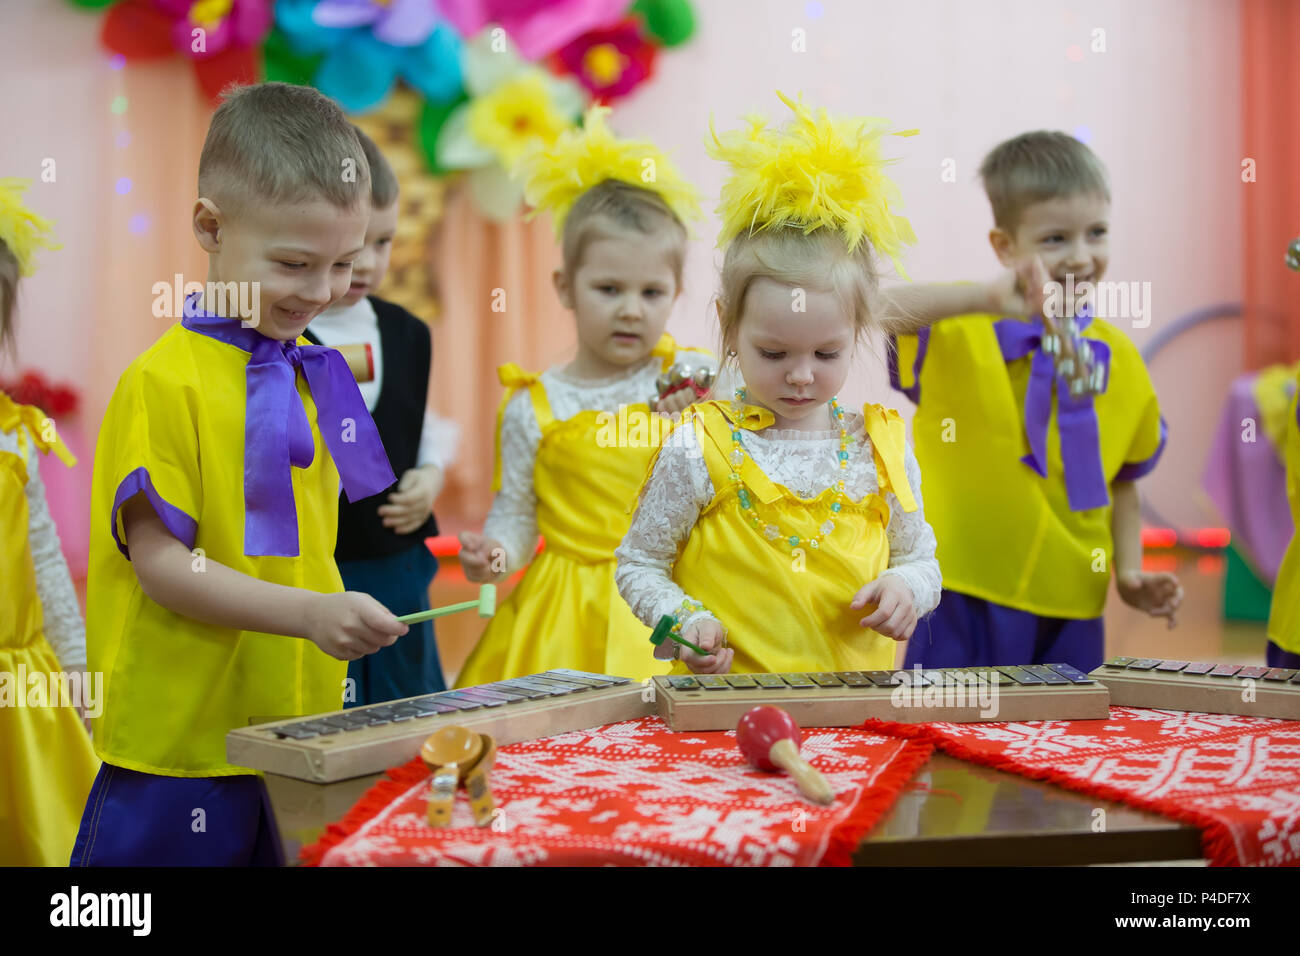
[648,614,708,656]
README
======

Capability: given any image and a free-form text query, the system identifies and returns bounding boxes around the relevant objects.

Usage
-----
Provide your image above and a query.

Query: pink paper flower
[436,0,630,60]
[553,18,656,102]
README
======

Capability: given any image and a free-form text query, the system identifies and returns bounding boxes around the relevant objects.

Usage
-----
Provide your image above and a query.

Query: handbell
[693,365,716,390]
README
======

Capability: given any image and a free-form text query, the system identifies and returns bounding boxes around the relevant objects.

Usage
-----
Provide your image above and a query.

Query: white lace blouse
[484,352,720,573]
[614,407,943,635]
[1,429,86,671]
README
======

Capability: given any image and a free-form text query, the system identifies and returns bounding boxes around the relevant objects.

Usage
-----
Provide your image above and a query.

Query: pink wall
[0,0,1245,530]
[609,0,1244,529]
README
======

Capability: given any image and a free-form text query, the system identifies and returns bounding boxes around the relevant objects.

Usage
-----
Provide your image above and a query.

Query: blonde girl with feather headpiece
[615,94,942,675]
[455,107,718,684]
[0,178,100,864]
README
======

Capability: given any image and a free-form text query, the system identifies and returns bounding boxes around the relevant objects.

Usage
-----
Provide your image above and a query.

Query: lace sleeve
[24,449,87,671]
[481,391,540,573]
[614,424,722,637]
[416,409,462,471]
[876,443,943,616]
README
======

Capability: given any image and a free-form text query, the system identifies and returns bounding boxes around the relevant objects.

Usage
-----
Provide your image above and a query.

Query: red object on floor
[301,716,932,867]
[863,707,1300,867]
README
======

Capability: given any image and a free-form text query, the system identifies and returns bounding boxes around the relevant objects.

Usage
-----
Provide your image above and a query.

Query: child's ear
[989,227,1016,268]
[552,268,573,310]
[193,199,223,253]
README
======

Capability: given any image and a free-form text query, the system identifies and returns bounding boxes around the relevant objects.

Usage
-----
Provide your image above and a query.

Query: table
[263,752,1204,867]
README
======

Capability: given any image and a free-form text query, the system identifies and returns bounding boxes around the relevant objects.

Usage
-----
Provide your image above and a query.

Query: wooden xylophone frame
[1089,657,1300,719]
[226,670,654,783]
[652,665,1110,731]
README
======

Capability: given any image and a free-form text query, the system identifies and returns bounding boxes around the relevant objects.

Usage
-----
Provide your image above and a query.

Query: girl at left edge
[0,177,99,865]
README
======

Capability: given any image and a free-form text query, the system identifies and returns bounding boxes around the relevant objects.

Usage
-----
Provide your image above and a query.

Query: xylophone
[226,670,653,783]
[1090,658,1300,719]
[653,665,1109,731]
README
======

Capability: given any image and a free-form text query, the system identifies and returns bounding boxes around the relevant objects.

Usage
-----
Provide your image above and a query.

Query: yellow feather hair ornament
[707,92,917,275]
[0,178,60,276]
[517,105,703,237]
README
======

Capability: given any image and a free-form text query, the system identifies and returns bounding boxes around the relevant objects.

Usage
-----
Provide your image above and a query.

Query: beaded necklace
[728,388,852,552]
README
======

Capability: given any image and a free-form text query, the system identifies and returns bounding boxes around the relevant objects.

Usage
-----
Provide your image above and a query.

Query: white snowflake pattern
[951,721,1121,758]
[608,804,814,864]
[1126,708,1266,737]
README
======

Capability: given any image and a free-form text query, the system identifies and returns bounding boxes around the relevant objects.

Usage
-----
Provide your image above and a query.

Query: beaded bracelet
[668,599,726,659]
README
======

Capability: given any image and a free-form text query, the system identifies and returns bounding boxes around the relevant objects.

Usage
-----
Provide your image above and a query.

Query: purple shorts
[70,763,283,866]
[904,589,1105,672]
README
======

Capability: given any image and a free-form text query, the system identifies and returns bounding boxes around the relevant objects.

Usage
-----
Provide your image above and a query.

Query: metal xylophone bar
[665,663,1098,693]
[266,669,632,741]
[1102,657,1300,683]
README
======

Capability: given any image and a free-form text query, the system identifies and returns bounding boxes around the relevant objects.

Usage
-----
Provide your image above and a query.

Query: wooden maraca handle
[768,739,835,805]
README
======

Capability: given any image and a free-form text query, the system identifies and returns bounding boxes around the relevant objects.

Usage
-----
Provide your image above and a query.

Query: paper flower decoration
[0,371,81,418]
[707,92,917,274]
[519,105,701,236]
[435,31,585,221]
[553,18,657,102]
[436,0,630,61]
[631,0,696,46]
[274,0,462,113]
[100,0,273,101]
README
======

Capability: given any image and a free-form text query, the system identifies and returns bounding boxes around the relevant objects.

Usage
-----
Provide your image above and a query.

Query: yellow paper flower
[707,92,916,274]
[0,178,60,276]
[466,71,577,170]
[518,105,703,236]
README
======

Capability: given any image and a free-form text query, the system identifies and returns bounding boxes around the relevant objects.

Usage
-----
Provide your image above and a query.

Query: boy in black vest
[305,127,458,705]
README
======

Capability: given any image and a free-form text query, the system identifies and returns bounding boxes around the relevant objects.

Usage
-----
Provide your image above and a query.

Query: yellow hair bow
[707,92,916,275]
[0,179,60,276]
[517,105,703,236]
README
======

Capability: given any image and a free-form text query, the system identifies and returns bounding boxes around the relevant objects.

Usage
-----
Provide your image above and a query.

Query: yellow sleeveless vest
[459,335,705,683]
[0,392,98,865]
[662,400,915,674]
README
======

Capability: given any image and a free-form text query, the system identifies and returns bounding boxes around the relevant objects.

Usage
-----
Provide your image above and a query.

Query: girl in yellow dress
[456,108,711,684]
[1266,372,1299,668]
[0,178,99,864]
[615,94,942,675]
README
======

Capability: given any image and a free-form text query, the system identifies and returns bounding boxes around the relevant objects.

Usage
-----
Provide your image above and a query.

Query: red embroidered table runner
[303,715,933,866]
[864,707,1300,866]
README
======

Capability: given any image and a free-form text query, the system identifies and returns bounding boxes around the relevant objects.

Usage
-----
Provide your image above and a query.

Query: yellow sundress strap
[650,333,677,368]
[492,363,553,492]
[0,391,76,468]
[862,402,916,513]
[652,332,715,373]
[697,401,785,505]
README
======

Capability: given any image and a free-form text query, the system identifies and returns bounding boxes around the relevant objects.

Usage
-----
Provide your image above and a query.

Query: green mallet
[398,584,497,625]
[648,614,710,656]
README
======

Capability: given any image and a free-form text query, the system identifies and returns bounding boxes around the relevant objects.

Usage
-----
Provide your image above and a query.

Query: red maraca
[736,706,835,805]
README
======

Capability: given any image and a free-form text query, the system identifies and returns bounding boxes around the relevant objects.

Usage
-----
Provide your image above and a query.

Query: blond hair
[561,179,688,283]
[979,131,1110,231]
[715,226,880,357]
[0,240,17,357]
[198,83,371,216]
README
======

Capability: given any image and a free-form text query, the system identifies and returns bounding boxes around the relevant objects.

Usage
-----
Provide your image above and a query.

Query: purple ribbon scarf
[992,308,1112,512]
[182,298,395,556]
